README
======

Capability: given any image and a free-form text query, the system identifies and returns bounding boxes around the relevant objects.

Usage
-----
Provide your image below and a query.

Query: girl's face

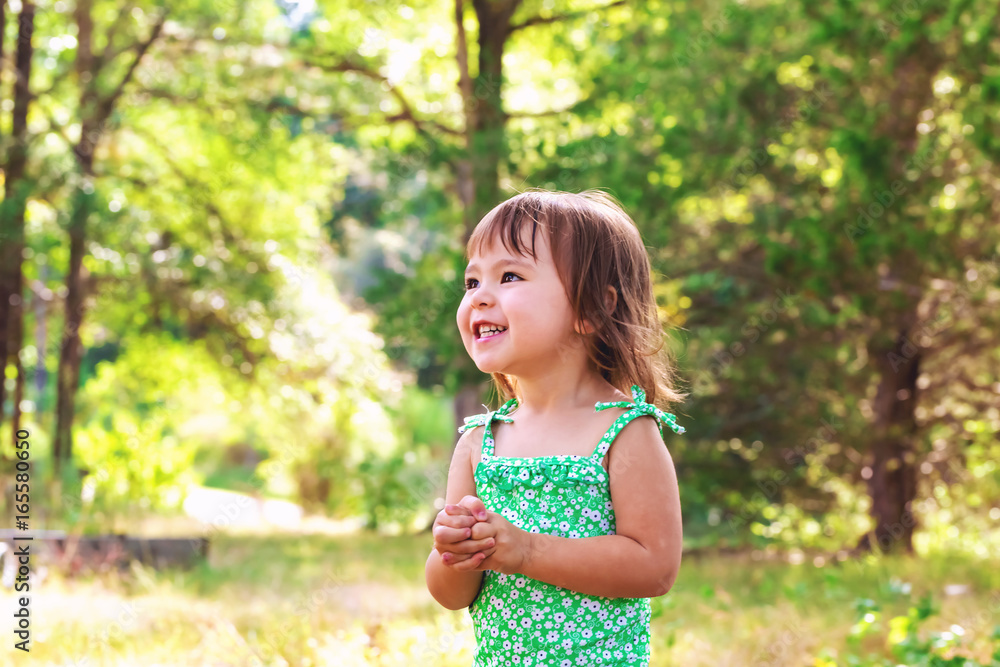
[457,227,582,377]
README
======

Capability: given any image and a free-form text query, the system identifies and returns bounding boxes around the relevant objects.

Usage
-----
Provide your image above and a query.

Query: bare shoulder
[456,425,484,465]
[445,425,484,505]
[606,413,681,559]
[606,414,670,476]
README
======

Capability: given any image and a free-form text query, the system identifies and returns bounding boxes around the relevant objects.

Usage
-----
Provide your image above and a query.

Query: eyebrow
[464,257,534,275]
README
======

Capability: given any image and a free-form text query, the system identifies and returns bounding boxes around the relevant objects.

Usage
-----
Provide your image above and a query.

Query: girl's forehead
[471,224,551,262]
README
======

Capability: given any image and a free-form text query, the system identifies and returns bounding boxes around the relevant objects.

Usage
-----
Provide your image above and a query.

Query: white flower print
[466,416,653,665]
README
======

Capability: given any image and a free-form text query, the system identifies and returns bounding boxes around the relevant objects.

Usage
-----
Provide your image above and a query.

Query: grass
[4,531,999,666]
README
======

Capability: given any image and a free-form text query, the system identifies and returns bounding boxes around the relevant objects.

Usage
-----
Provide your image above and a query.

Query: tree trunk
[33,266,48,396]
[460,0,520,238]
[53,0,96,474]
[53,187,92,473]
[0,1,34,450]
[861,329,920,553]
[0,0,5,144]
[450,1,519,459]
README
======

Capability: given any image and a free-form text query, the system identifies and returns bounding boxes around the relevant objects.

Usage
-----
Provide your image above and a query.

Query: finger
[444,536,496,555]
[435,513,477,529]
[450,551,487,572]
[444,504,473,516]
[470,521,498,541]
[433,524,474,544]
[440,550,475,565]
[457,495,489,521]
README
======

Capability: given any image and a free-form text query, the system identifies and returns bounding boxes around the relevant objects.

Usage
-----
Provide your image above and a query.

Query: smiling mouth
[475,328,507,342]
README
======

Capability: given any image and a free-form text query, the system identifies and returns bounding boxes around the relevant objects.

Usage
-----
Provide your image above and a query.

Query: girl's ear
[575,286,617,335]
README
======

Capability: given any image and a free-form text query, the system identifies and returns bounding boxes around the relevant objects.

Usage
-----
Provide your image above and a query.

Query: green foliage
[73,334,208,529]
[816,592,1000,666]
[356,385,455,532]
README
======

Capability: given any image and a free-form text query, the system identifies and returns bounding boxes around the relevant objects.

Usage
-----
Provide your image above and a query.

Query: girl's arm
[465,416,683,599]
[424,427,488,610]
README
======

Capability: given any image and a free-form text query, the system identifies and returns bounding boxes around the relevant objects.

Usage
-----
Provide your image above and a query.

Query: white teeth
[478,324,508,337]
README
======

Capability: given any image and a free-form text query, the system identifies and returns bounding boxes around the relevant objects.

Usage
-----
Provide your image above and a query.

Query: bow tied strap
[594,385,686,436]
[457,407,515,434]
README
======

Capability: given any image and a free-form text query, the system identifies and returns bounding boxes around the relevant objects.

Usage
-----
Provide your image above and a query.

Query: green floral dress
[457,385,686,667]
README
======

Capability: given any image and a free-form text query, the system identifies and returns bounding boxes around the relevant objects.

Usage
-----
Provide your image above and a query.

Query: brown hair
[466,189,687,411]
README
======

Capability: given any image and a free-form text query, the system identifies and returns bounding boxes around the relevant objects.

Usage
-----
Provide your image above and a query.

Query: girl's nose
[472,285,494,307]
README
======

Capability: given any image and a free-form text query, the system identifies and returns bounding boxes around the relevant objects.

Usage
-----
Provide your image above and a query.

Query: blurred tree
[53,0,165,474]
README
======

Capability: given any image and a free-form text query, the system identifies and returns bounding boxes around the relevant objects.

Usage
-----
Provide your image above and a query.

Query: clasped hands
[432,495,531,575]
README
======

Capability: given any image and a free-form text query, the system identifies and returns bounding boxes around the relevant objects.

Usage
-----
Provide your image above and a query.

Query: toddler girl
[425,189,687,666]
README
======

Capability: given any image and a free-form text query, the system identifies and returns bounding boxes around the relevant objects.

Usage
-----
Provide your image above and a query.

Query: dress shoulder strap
[590,385,686,460]
[457,396,519,457]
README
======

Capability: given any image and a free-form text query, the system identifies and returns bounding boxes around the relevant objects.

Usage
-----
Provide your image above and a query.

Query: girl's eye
[464,272,521,290]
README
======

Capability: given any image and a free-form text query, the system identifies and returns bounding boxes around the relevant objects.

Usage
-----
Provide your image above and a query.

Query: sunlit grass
[6,532,998,666]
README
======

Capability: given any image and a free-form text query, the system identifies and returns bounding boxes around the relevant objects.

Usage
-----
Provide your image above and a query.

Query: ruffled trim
[475,456,607,491]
